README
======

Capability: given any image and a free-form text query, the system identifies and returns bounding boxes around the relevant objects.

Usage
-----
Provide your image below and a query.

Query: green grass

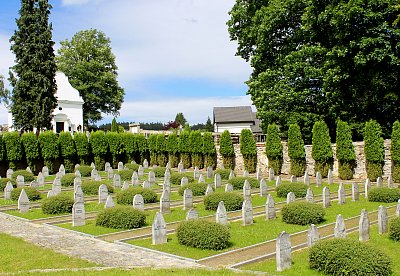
[57,219,122,235]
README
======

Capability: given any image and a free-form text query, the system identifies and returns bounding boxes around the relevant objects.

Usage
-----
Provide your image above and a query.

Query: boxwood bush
[309,239,392,276]
[61,173,75,187]
[215,169,231,180]
[0,178,16,190]
[170,173,194,185]
[124,163,139,171]
[219,130,235,170]
[10,187,41,201]
[287,124,306,177]
[41,194,74,214]
[240,129,257,173]
[116,187,157,204]
[81,181,114,195]
[282,202,325,225]
[11,170,35,182]
[389,217,400,241]
[116,169,134,181]
[178,183,208,196]
[204,192,243,211]
[227,177,259,190]
[177,220,230,250]
[336,120,356,180]
[152,167,166,178]
[265,124,283,175]
[276,182,308,198]
[96,206,146,229]
[364,120,384,181]
[75,165,92,177]
[3,131,23,170]
[368,188,400,203]
[311,121,333,177]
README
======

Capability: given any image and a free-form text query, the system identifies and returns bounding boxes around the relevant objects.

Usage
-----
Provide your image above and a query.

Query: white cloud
[0,33,14,85]
[61,0,102,6]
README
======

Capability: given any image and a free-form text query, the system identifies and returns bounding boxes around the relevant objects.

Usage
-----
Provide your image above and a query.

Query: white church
[8,72,84,133]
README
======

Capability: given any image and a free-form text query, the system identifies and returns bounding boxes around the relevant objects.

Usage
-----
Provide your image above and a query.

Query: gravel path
[0,212,202,269]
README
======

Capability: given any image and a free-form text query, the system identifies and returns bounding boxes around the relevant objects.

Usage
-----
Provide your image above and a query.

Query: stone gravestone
[286,192,295,204]
[334,214,346,238]
[47,190,56,198]
[316,172,322,187]
[75,164,80,170]
[26,167,32,174]
[164,168,171,181]
[352,182,359,201]
[160,190,170,213]
[52,178,62,195]
[142,180,151,189]
[242,199,253,226]
[276,231,292,272]
[266,194,276,220]
[133,194,144,212]
[359,209,370,242]
[364,178,371,198]
[138,165,144,177]
[178,162,184,173]
[148,171,156,186]
[113,174,121,188]
[327,169,333,185]
[290,175,297,183]
[121,181,129,191]
[186,208,198,220]
[74,186,84,204]
[90,162,95,169]
[91,169,98,181]
[74,177,82,191]
[243,179,251,200]
[16,175,24,188]
[214,173,221,189]
[397,199,400,217]
[387,175,394,188]
[6,169,13,179]
[143,159,149,169]
[275,176,282,187]
[180,177,188,186]
[260,178,268,197]
[104,162,111,173]
[268,168,275,181]
[216,201,228,225]
[228,170,235,180]
[132,172,139,186]
[376,176,383,188]
[225,183,233,192]
[322,186,331,208]
[59,164,66,176]
[18,189,30,213]
[306,188,314,203]
[198,174,205,183]
[42,166,49,178]
[37,172,44,187]
[4,182,13,200]
[166,162,171,170]
[107,167,114,180]
[303,172,310,186]
[243,170,250,178]
[338,183,346,205]
[163,180,171,195]
[30,181,39,189]
[75,170,81,178]
[152,212,167,245]
[378,205,388,234]
[205,184,213,196]
[72,202,86,227]
[98,184,108,204]
[193,167,200,180]
[117,161,123,172]
[307,224,320,247]
[183,188,193,210]
[207,166,213,179]
[104,195,115,208]
[256,168,262,181]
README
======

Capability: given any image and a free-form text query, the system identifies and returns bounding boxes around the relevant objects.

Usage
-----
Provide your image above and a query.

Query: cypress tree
[135,134,148,163]
[110,118,118,132]
[364,120,384,181]
[312,121,333,177]
[166,133,179,167]
[106,131,124,168]
[336,120,356,180]
[147,134,158,165]
[391,121,400,182]
[219,130,235,169]
[89,130,108,170]
[58,132,76,172]
[240,129,257,173]
[265,124,283,175]
[287,124,306,177]
[190,130,204,169]
[74,132,90,165]
[156,134,168,167]
[179,130,191,168]
[203,132,216,169]
[21,132,40,172]
[122,133,137,163]
[9,0,57,133]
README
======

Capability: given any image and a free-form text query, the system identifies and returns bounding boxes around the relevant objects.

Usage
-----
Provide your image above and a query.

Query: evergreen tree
[364,120,384,181]
[391,121,400,182]
[9,0,57,133]
[179,130,191,168]
[175,112,187,127]
[190,130,204,168]
[205,117,214,132]
[203,132,216,169]
[265,124,283,175]
[336,120,356,180]
[287,124,306,176]
[219,130,235,169]
[240,129,257,173]
[311,121,333,177]
[166,133,179,167]
[110,117,118,132]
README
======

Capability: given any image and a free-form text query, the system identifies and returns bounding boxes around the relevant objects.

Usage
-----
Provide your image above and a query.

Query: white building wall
[214,122,252,134]
[52,100,83,133]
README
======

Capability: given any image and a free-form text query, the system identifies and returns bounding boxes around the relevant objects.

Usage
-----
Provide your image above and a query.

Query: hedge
[240,129,257,173]
[215,169,231,180]
[147,134,158,166]
[61,173,75,187]
[227,177,259,190]
[203,132,216,169]
[123,133,138,163]
[204,192,243,211]
[276,182,308,198]
[190,130,204,169]
[0,178,15,190]
[38,131,59,174]
[124,163,139,171]
[136,134,148,163]
[281,202,325,225]
[106,131,124,168]
[166,133,179,167]
[75,165,92,177]
[336,120,356,180]
[116,169,134,181]
[177,220,230,250]
[364,120,384,181]
[219,130,235,170]
[287,124,306,177]
[41,194,74,214]
[265,124,283,175]
[309,239,392,275]
[389,217,400,241]
[21,132,39,172]
[116,187,157,204]
[156,134,168,167]
[179,130,191,169]
[178,183,208,196]
[3,131,23,169]
[81,181,114,195]
[10,187,41,201]
[368,188,400,203]
[58,132,76,173]
[391,121,400,182]
[74,133,90,165]
[96,206,146,229]
[90,131,108,171]
[311,121,333,177]
[152,167,166,178]
[0,134,5,162]
[170,173,194,185]
[11,170,34,182]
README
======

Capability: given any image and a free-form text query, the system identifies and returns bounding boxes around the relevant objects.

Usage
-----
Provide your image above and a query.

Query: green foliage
[287,124,306,176]
[190,130,204,169]
[41,194,74,214]
[219,131,235,170]
[276,182,308,198]
[265,124,283,175]
[170,173,194,185]
[57,29,124,127]
[336,120,356,180]
[178,183,208,196]
[12,170,34,182]
[309,239,392,276]
[110,118,118,132]
[391,121,400,182]
[135,134,148,163]
[389,217,400,242]
[204,192,243,211]
[115,169,134,181]
[90,131,108,170]
[75,165,92,177]
[203,132,216,169]
[0,135,5,162]
[151,167,166,178]
[156,134,167,167]
[73,133,90,164]
[179,131,191,168]
[364,120,384,181]
[166,133,179,167]
[312,121,333,177]
[177,220,230,250]
[123,163,139,171]
[21,132,39,168]
[175,112,187,127]
[205,117,213,132]
[122,133,137,162]
[215,169,231,180]
[61,173,75,187]
[81,181,114,195]
[240,129,257,173]
[58,132,76,172]
[38,131,58,173]
[148,134,158,165]
[281,202,325,225]
[11,187,41,201]
[368,188,400,203]
[116,187,157,205]
[96,206,145,229]
[3,132,23,165]
[106,131,124,167]
[227,177,259,190]
[0,179,15,190]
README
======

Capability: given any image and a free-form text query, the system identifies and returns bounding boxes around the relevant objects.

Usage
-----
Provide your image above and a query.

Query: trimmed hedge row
[389,217,400,241]
[276,182,308,198]
[281,202,325,225]
[10,187,41,201]
[170,173,194,185]
[178,183,208,196]
[41,194,74,214]
[287,124,306,177]
[81,181,114,195]
[227,177,259,190]
[204,192,243,211]
[116,187,157,204]
[96,206,146,229]
[368,188,400,203]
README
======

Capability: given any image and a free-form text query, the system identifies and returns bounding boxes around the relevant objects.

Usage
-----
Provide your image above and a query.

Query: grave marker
[138,165,144,177]
[72,202,85,227]
[316,172,322,187]
[186,209,198,220]
[275,176,282,187]
[364,178,371,198]
[18,189,30,213]
[359,209,370,242]
[117,161,123,171]
[306,188,314,203]
[4,182,13,200]
[307,224,320,247]
[113,174,121,188]
[107,167,114,180]
[181,177,188,186]
[143,159,149,169]
[243,170,249,178]
[376,176,383,188]
[286,192,295,204]
[52,178,61,195]
[388,175,394,188]
[303,172,310,186]
[327,169,333,185]
[16,175,24,188]
[6,169,13,179]
[104,195,115,208]
[142,180,151,189]
[242,199,253,226]
[133,194,144,212]
[268,168,274,181]
[152,212,167,245]
[160,190,170,213]
[259,178,268,196]
[276,231,292,272]
[183,188,193,210]
[290,175,297,183]
[194,167,200,179]
[256,168,262,180]
[132,172,139,186]
[334,214,346,238]
[98,184,108,204]
[216,201,228,225]
[59,164,65,176]
[378,205,388,234]
[228,170,235,180]
[42,166,49,178]
[148,171,156,185]
[74,186,84,204]
[338,183,346,205]
[352,182,359,201]
[198,174,205,183]
[225,183,233,192]
[207,166,213,178]
[205,184,213,196]
[266,194,276,220]
[121,181,129,191]
[214,173,221,189]
[322,186,331,208]
[243,179,251,200]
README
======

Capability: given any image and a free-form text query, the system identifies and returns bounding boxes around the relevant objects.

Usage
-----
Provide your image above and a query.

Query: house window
[56,122,64,133]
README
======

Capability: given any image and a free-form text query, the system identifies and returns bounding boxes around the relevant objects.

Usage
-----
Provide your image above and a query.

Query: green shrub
[41,194,74,214]
[311,121,333,177]
[215,169,231,180]
[3,131,23,169]
[309,239,392,276]
[203,132,216,169]
[227,177,259,190]
[156,134,168,167]
[11,170,35,182]
[81,181,114,195]
[240,129,257,173]
[116,169,134,181]
[0,178,16,190]
[204,192,243,211]
[10,187,41,201]
[152,167,166,178]
[122,133,138,163]
[364,120,384,181]
[170,173,194,185]
[61,173,75,187]
[276,182,308,198]
[166,133,179,167]
[58,132,76,172]
[38,131,59,174]
[90,131,108,170]
[265,124,283,175]
[219,130,235,170]
[336,120,356,180]
[21,132,40,172]
[0,134,5,162]
[135,134,148,163]
[147,134,158,166]
[190,130,204,169]
[96,206,146,229]
[124,163,139,171]
[106,132,124,168]
[116,187,157,204]
[288,124,306,177]
[391,121,400,182]
[177,220,230,250]
[389,217,400,242]
[178,183,208,196]
[179,130,191,168]
[75,165,92,177]
[282,202,325,225]
[74,133,90,165]
[368,188,400,203]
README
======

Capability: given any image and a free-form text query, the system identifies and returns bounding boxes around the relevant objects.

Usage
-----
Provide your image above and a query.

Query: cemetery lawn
[57,219,122,235]
[241,224,400,275]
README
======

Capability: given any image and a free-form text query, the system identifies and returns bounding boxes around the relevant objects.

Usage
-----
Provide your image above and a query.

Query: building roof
[54,72,84,104]
[213,106,254,123]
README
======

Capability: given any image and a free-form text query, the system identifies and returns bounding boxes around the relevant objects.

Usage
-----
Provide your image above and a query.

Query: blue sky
[0,0,253,125]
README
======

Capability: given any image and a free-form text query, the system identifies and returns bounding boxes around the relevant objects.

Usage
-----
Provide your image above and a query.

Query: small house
[213,106,262,134]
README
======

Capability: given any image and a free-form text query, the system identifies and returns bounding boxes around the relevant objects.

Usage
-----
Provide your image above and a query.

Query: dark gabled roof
[213,106,254,123]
